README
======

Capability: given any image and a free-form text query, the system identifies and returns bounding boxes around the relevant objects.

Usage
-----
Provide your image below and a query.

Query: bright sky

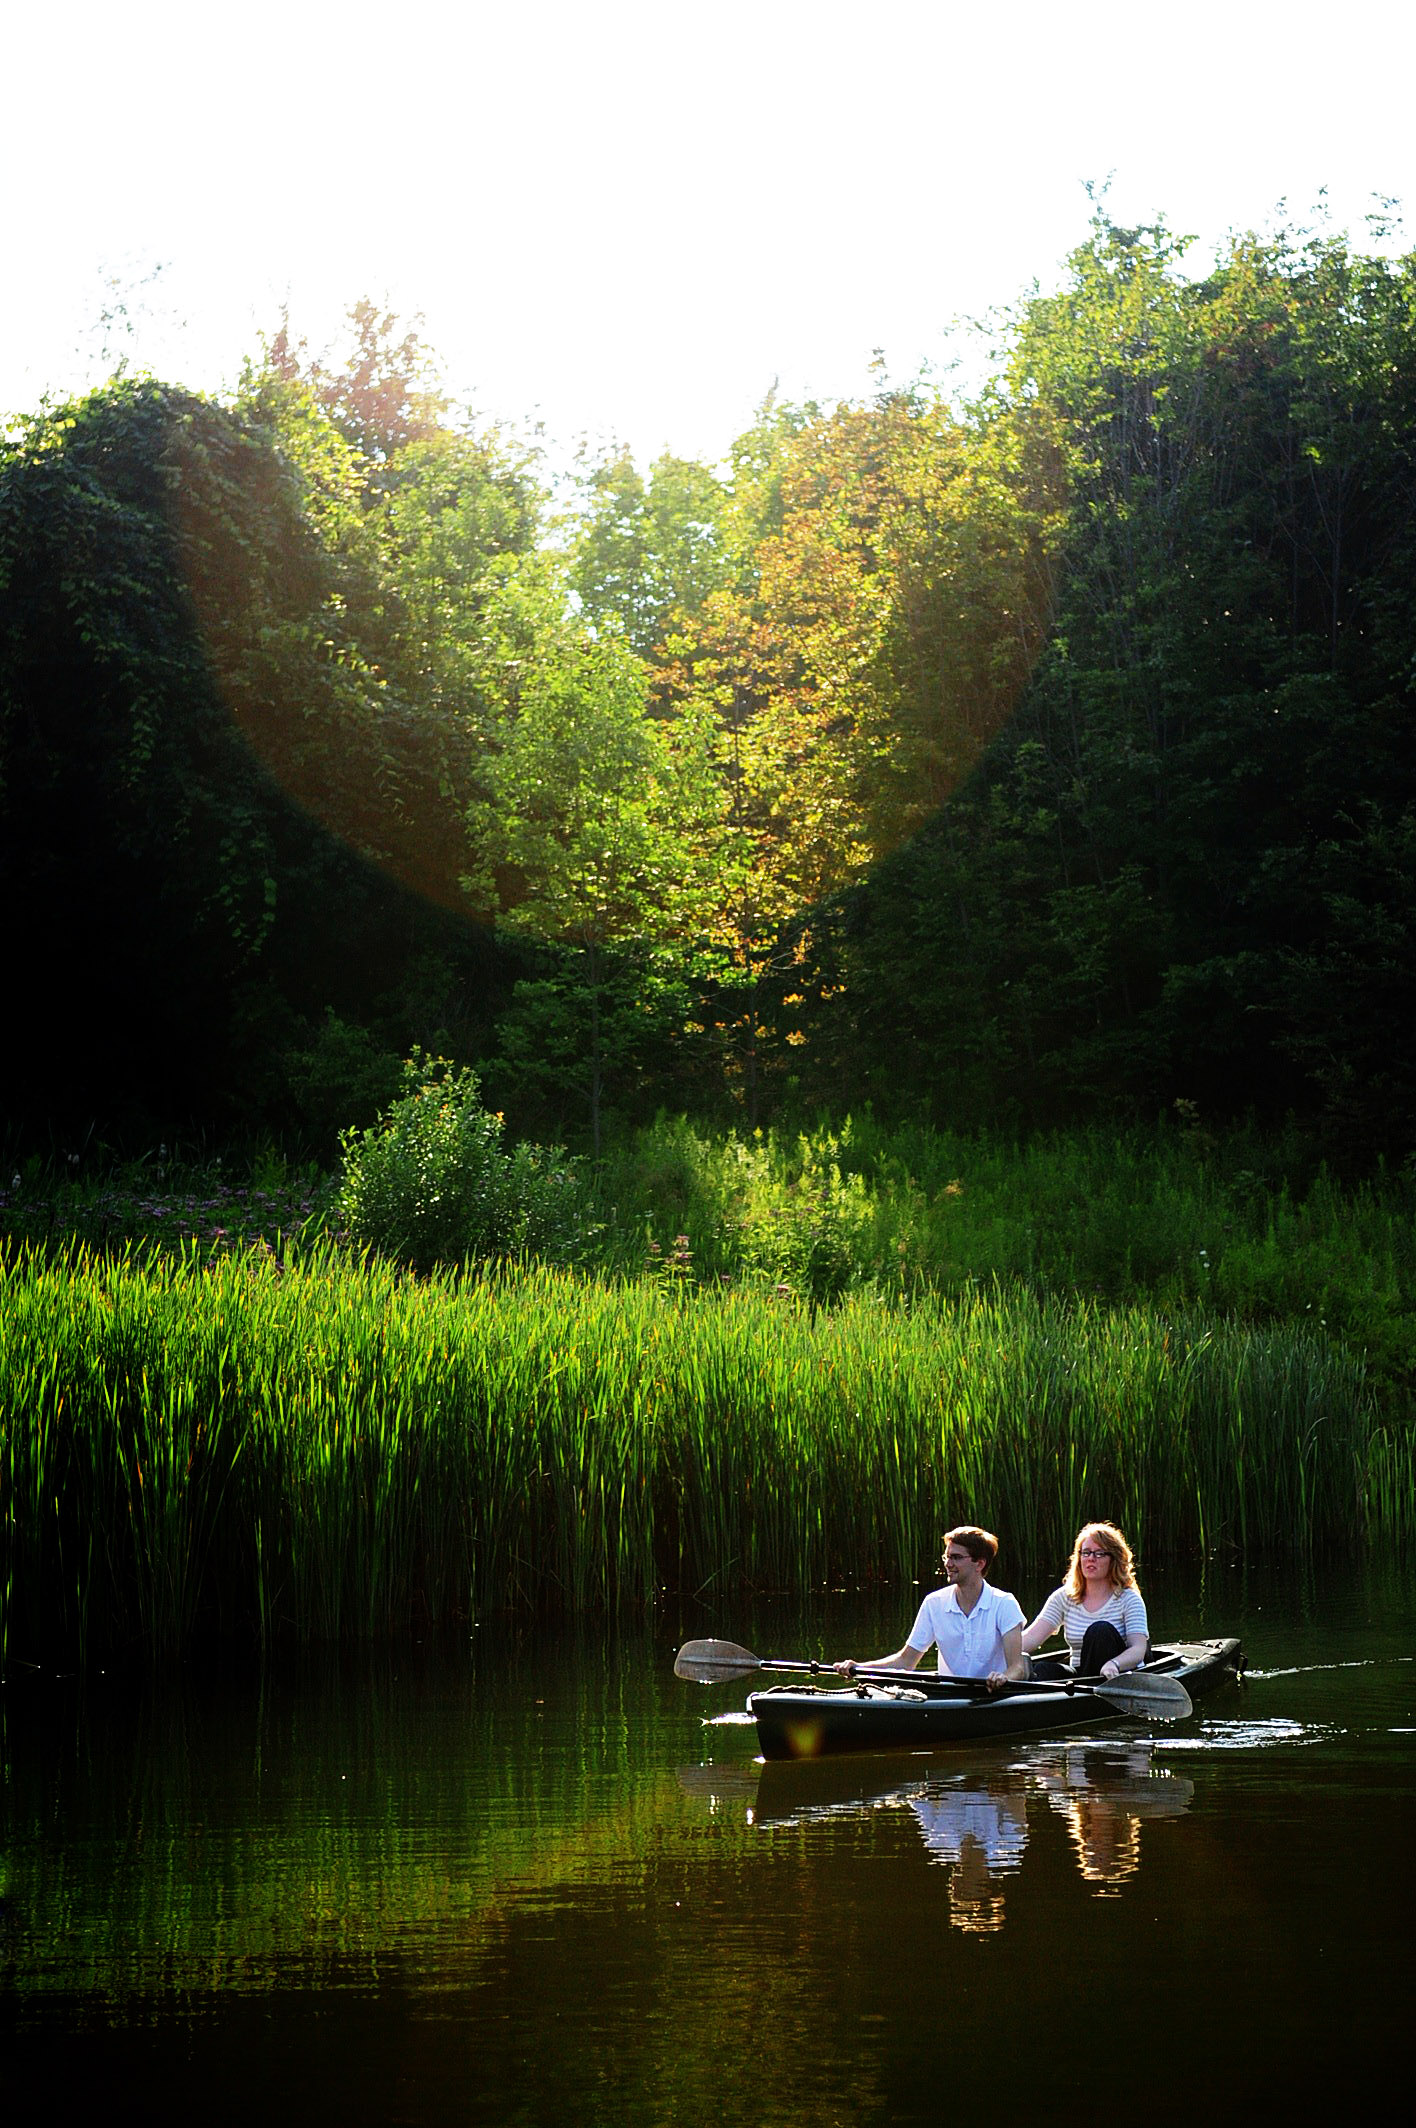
[6,0,1414,471]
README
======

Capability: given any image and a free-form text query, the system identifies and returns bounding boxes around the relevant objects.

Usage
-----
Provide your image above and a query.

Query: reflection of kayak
[752,1750,1011,1825]
[748,1639,1241,1761]
[750,1741,1194,1828]
[1031,1750,1195,1820]
[746,1741,1198,1918]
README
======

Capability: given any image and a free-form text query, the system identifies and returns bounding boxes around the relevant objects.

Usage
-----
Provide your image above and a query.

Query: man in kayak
[834,1526,1027,1692]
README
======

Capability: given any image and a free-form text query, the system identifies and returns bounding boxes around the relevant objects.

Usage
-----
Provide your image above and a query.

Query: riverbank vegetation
[4,1237,1410,1664]
[6,1105,1413,1403]
[5,203,1416,1654]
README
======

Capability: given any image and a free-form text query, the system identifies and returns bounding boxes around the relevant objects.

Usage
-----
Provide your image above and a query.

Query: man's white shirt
[906,1581,1025,1678]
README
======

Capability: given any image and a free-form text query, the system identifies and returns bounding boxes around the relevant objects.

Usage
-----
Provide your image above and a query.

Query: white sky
[5,0,1414,472]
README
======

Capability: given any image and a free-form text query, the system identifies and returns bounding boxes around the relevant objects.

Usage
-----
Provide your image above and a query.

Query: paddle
[674,1638,1193,1720]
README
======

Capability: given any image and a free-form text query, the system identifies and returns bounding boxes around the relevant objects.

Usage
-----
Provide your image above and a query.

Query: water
[2,1571,1413,2124]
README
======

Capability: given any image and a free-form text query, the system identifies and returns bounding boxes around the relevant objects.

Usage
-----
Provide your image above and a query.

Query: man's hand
[832,1661,857,1676]
[985,1670,1007,1693]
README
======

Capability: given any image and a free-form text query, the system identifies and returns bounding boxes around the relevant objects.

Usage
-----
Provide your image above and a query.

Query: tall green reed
[0,1239,1398,1663]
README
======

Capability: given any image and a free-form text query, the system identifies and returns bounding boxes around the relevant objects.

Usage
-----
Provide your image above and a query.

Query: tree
[572,446,731,656]
[241,334,546,914]
[0,379,372,1126]
[267,298,446,472]
[655,382,1060,1113]
[465,620,717,1151]
[0,376,525,1137]
[788,211,1416,1145]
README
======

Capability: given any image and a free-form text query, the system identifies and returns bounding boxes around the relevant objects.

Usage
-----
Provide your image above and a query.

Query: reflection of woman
[1055,1793,1142,1895]
[1021,1522,1149,1680]
[1032,1744,1188,1894]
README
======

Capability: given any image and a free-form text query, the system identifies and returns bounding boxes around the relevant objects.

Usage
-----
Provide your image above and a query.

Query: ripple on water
[1245,1657,1414,1678]
[1154,1717,1340,1750]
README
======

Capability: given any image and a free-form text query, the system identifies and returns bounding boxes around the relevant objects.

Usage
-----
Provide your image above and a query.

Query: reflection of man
[909,1784,1028,1872]
[909,1781,1028,1934]
[835,1526,1026,1691]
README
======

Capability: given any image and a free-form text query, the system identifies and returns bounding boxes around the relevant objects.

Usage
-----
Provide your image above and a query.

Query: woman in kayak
[1021,1521,1149,1680]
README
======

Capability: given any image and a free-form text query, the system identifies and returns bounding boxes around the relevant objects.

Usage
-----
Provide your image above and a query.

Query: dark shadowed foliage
[0,380,524,1141]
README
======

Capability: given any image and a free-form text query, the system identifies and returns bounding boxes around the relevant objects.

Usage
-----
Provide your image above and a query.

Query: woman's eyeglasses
[1078,1547,1110,1560]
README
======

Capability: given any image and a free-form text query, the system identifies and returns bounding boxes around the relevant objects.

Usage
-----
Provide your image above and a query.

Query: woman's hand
[1100,1659,1120,1679]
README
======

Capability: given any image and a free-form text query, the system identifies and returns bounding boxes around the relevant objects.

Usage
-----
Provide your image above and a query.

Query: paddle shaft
[754,1655,993,1691]
[757,1657,1130,1700]
[673,1639,1193,1715]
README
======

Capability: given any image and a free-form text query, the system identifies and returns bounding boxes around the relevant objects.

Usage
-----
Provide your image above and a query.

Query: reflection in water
[0,1640,706,2004]
[746,1742,1195,1926]
[1030,1744,1193,1898]
[909,1785,1027,1933]
[1155,1717,1336,1750]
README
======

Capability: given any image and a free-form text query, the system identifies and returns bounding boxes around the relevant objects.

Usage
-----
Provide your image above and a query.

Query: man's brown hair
[943,1525,999,1567]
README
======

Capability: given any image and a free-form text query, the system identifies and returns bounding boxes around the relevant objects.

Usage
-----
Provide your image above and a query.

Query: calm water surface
[2,1569,1413,2124]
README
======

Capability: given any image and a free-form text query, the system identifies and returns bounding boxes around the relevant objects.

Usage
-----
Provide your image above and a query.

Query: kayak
[747,1638,1242,1760]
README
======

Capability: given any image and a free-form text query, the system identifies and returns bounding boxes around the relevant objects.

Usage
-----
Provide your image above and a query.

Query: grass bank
[12,1115,1411,1401]
[3,1242,1409,1662]
[589,1114,1416,1407]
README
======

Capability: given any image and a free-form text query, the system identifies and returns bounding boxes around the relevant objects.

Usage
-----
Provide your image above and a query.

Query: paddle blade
[675,1638,761,1683]
[1093,1671,1193,1721]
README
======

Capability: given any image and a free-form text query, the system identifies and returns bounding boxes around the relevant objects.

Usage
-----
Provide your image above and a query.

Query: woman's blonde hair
[1063,1522,1137,1601]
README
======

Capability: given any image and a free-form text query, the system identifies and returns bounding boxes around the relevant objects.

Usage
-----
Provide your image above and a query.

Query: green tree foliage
[242,320,543,913]
[571,445,732,656]
[788,214,1416,1153]
[266,298,447,471]
[0,376,521,1134]
[465,613,717,1151]
[7,223,1416,1163]
[651,382,1060,1113]
[0,379,351,1127]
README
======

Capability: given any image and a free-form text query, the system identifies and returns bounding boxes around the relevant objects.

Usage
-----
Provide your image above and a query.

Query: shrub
[336,1052,591,1271]
[286,1009,404,1146]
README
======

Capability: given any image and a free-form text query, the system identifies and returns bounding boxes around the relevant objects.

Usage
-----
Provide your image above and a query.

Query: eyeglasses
[1078,1548,1110,1560]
